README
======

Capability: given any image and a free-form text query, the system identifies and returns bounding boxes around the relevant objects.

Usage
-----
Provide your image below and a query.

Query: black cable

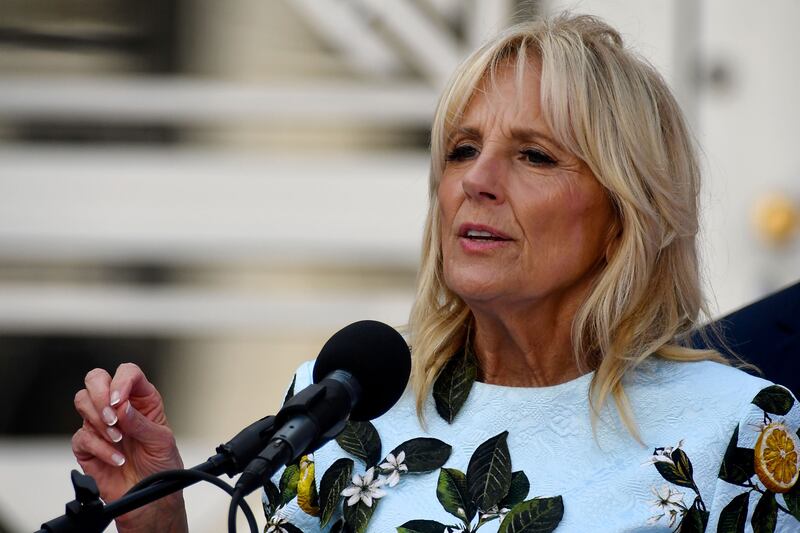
[228,487,246,533]
[123,469,258,533]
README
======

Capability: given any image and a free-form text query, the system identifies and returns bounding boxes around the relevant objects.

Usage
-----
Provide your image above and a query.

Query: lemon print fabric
[755,423,800,493]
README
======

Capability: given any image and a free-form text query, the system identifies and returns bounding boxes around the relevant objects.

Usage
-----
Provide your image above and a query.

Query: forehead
[459,59,544,128]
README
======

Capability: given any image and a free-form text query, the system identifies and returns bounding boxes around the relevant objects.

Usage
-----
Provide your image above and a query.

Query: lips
[457,223,512,241]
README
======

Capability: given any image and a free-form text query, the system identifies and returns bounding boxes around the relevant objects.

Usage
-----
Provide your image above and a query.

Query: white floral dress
[264,355,800,533]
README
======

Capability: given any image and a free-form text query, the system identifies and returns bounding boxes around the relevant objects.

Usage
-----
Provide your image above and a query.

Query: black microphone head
[313,320,411,421]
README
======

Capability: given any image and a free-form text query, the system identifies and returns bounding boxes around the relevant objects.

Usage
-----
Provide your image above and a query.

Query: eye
[520,148,556,166]
[446,144,479,162]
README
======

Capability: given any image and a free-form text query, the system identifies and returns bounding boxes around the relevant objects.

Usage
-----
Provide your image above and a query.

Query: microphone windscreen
[313,320,411,421]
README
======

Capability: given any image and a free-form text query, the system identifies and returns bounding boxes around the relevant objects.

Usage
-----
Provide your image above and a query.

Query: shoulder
[627,357,774,421]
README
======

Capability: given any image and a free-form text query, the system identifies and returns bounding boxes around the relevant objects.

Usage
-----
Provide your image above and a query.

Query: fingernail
[110,391,121,406]
[125,400,133,417]
[111,453,126,466]
[106,426,122,443]
[102,406,118,426]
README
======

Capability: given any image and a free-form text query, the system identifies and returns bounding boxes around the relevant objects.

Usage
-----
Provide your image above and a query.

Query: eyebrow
[452,126,560,147]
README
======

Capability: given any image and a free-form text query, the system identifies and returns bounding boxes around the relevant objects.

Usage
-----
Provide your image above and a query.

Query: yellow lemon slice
[296,455,320,516]
[754,422,800,493]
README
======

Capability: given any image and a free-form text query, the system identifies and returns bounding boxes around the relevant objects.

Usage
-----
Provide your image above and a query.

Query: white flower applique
[642,439,685,466]
[379,450,409,487]
[341,467,387,507]
[264,515,291,533]
[646,484,687,527]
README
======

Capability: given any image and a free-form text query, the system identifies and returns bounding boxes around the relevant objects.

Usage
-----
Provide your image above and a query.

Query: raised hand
[72,363,188,533]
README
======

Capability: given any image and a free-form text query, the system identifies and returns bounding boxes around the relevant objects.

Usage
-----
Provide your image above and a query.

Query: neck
[468,292,588,388]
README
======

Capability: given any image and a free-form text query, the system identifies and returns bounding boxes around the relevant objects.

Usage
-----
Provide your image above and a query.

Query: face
[438,61,617,312]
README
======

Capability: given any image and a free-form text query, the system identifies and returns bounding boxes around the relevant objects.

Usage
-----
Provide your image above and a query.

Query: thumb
[117,400,174,448]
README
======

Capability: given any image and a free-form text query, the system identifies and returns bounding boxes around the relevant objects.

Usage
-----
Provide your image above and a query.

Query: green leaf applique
[467,430,513,512]
[681,500,709,533]
[433,345,477,423]
[718,425,756,486]
[279,462,301,505]
[500,471,530,509]
[785,480,800,520]
[436,467,476,523]
[752,490,778,533]
[396,519,450,533]
[383,438,452,474]
[343,498,377,533]
[752,385,795,416]
[262,479,281,519]
[400,432,562,533]
[717,492,750,533]
[318,458,354,528]
[497,496,564,533]
[654,448,697,491]
[336,420,382,467]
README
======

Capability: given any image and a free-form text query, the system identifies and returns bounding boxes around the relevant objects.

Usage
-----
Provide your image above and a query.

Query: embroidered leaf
[784,479,800,520]
[719,425,756,486]
[498,496,564,533]
[751,491,778,533]
[279,463,301,505]
[262,479,281,518]
[329,519,346,533]
[280,524,305,533]
[396,519,450,533]
[752,385,795,416]
[319,458,354,528]
[283,373,297,405]
[467,431,513,512]
[384,438,452,474]
[336,420,382,467]
[433,347,477,423]
[500,471,530,509]
[436,467,476,523]
[680,499,709,533]
[343,499,377,533]
[654,448,696,490]
[717,492,750,533]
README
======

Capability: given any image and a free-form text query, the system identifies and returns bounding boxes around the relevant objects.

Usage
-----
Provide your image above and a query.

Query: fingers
[74,389,123,444]
[116,400,175,448]
[72,424,126,468]
[108,362,160,410]
[83,368,116,426]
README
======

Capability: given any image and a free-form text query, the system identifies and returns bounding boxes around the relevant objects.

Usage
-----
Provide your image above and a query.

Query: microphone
[234,320,410,495]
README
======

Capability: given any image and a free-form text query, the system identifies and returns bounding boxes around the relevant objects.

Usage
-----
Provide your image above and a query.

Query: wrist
[115,492,188,533]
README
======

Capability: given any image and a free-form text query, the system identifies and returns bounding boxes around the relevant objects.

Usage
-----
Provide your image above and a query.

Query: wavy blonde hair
[408,13,726,440]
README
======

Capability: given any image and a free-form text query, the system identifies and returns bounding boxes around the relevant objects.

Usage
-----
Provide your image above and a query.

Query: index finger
[108,362,157,408]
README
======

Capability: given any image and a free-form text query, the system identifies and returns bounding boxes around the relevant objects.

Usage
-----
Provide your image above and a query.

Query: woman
[72,14,800,532]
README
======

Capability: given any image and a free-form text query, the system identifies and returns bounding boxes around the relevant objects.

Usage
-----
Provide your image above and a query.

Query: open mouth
[458,225,512,242]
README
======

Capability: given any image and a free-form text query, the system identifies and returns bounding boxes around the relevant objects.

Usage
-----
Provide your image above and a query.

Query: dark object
[237,320,411,496]
[697,281,800,395]
[314,319,412,421]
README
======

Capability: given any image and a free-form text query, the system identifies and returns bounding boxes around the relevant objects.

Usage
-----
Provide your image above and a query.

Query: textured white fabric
[268,357,800,532]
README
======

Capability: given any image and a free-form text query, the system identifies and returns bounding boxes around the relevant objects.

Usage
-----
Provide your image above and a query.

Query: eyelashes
[445,143,557,166]
[445,144,479,161]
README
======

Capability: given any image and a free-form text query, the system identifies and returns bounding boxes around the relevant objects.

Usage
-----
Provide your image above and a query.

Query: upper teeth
[466,230,495,238]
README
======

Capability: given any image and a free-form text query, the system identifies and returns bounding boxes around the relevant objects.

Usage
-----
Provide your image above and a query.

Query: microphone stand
[36,416,278,533]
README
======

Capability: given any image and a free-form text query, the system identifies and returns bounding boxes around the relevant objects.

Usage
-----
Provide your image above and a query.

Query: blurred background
[0,0,797,530]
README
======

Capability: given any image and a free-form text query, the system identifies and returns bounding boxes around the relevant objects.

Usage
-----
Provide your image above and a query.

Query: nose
[461,152,506,203]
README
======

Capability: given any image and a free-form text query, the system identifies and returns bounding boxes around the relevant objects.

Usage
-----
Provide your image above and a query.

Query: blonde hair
[408,13,726,440]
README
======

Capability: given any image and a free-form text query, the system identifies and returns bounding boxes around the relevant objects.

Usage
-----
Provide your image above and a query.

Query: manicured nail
[125,400,133,417]
[111,453,126,466]
[110,391,121,406]
[106,426,122,443]
[102,406,118,426]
